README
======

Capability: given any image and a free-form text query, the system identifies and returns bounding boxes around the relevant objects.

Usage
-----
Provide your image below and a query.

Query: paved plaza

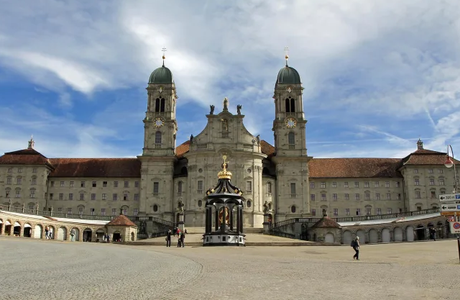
[1,236,460,300]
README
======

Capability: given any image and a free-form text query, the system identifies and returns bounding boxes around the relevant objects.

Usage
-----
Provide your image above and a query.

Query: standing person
[45,226,49,239]
[177,231,182,247]
[180,230,185,248]
[166,229,172,247]
[352,236,360,260]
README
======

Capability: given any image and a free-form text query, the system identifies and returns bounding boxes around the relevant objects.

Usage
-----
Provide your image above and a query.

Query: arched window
[155,131,162,145]
[198,200,202,207]
[160,98,165,112]
[291,205,297,213]
[247,200,252,208]
[285,98,290,112]
[267,182,272,194]
[77,205,85,214]
[290,98,295,112]
[155,98,160,112]
[153,204,158,212]
[288,132,295,149]
[285,97,295,112]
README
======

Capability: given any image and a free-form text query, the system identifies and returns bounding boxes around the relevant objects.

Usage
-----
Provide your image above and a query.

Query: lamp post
[444,145,460,262]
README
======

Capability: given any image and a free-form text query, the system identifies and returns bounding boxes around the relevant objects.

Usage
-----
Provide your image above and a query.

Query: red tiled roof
[176,140,191,158]
[48,158,140,178]
[260,140,275,157]
[0,148,53,167]
[309,158,402,178]
[107,214,137,227]
[312,216,341,229]
[401,149,460,166]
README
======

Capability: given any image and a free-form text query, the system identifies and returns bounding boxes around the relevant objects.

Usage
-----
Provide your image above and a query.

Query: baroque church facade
[0,58,456,228]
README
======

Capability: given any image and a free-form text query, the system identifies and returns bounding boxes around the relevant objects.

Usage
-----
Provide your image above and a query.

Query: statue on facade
[190,134,194,144]
[177,200,185,213]
[263,201,270,213]
[210,105,215,115]
[237,104,242,115]
[223,97,229,111]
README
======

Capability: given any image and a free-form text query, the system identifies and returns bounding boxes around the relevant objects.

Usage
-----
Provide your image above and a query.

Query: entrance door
[34,225,42,239]
[381,229,390,243]
[406,226,414,242]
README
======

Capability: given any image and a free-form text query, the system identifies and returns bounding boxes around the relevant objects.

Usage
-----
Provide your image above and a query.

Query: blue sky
[1,0,460,159]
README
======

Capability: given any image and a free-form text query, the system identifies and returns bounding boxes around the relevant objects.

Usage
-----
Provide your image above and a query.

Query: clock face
[285,117,297,128]
[154,118,164,128]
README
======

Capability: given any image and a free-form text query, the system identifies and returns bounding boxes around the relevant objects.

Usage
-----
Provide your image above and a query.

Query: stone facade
[0,60,458,233]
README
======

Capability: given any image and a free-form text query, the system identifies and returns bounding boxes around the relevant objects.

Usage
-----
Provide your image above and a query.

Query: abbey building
[0,58,456,228]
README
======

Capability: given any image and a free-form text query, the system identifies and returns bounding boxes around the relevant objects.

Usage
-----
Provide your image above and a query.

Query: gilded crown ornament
[217,155,232,179]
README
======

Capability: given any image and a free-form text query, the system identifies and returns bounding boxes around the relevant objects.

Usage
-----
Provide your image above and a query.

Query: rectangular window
[396,181,400,188]
[414,169,418,174]
[197,180,203,193]
[366,207,372,215]
[112,208,117,216]
[135,181,139,188]
[70,181,74,187]
[430,191,436,199]
[311,209,316,216]
[345,193,349,201]
[123,193,128,201]
[114,181,118,188]
[51,181,55,187]
[374,181,380,187]
[438,169,444,174]
[387,193,391,200]
[310,194,315,201]
[113,193,118,201]
[246,181,252,192]
[364,182,369,188]
[397,193,401,200]
[333,208,338,216]
[134,193,139,201]
[415,190,421,199]
[59,193,63,200]
[133,208,139,216]
[103,181,107,187]
[439,179,445,186]
[267,182,272,193]
[377,208,382,215]
[310,182,315,189]
[320,182,326,188]
[290,183,296,196]
[31,177,36,185]
[92,181,97,187]
[69,193,73,201]
[365,193,370,200]
[355,193,360,201]
[356,208,361,216]
[90,208,95,216]
[101,208,106,216]
[30,190,36,198]
[344,182,349,188]
[414,179,420,186]
[354,182,359,188]
[321,193,327,201]
[153,182,159,195]
[429,178,435,186]
[79,193,84,201]
[333,193,338,201]
[384,181,389,188]
[387,208,392,214]
[332,182,337,188]
[67,208,72,214]
[49,193,53,200]
[17,167,22,173]
[6,177,11,185]
[124,181,129,188]
[7,167,12,173]
[17,177,22,185]
[102,193,106,200]
[376,193,380,200]
[345,208,350,216]
[91,193,96,200]
[428,168,433,174]
[32,168,37,173]
[57,207,62,213]
[80,181,85,188]
[60,181,64,187]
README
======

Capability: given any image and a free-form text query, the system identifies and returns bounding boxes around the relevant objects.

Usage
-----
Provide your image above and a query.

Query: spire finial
[417,138,424,150]
[284,46,289,66]
[28,135,35,149]
[162,47,167,66]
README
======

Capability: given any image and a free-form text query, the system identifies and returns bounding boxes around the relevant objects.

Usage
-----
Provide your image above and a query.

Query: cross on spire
[162,47,167,66]
[284,46,289,66]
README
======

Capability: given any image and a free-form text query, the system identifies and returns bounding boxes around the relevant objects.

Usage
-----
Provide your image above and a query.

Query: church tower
[272,51,311,219]
[138,53,178,220]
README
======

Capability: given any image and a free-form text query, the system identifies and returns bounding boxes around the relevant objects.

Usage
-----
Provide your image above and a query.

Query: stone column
[9,224,14,236]
[0,223,5,235]
[177,213,185,232]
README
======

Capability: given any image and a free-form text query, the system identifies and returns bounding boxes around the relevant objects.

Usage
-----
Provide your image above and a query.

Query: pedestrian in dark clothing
[352,236,360,260]
[177,231,182,247]
[166,230,172,247]
[180,230,185,247]
[429,228,436,241]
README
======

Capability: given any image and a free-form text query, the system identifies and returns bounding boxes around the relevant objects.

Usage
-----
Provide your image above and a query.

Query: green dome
[276,65,301,84]
[148,65,173,84]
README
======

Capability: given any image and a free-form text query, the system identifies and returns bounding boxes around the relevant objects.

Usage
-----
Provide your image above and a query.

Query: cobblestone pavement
[2,237,460,300]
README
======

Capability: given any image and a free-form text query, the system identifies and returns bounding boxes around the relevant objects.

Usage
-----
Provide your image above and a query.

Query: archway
[415,225,425,240]
[113,231,122,242]
[83,228,92,242]
[34,225,42,239]
[342,230,352,245]
[5,220,12,236]
[356,230,366,244]
[13,221,21,236]
[0,218,3,235]
[48,226,55,239]
[406,226,414,242]
[381,228,390,243]
[369,229,378,244]
[325,233,334,243]
[96,229,105,242]
[57,227,67,241]
[131,232,135,241]
[70,228,80,241]
[23,223,32,237]
[394,227,403,242]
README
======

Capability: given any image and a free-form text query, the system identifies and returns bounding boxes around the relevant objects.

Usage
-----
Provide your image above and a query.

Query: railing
[269,230,296,239]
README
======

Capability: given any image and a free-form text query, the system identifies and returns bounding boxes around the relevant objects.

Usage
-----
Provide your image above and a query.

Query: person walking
[352,236,360,260]
[166,229,172,247]
[180,230,185,248]
[177,230,182,247]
